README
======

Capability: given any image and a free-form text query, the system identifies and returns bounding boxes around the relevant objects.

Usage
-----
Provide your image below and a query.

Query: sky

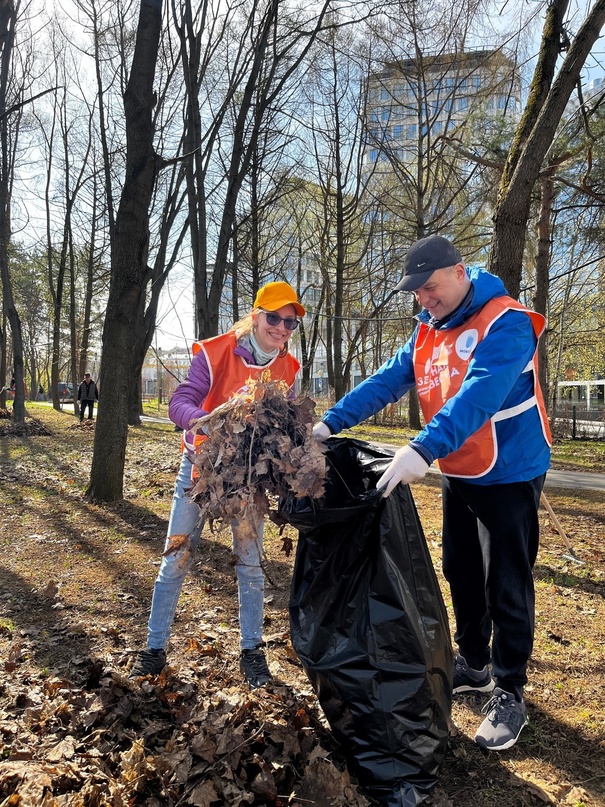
[155,268,198,351]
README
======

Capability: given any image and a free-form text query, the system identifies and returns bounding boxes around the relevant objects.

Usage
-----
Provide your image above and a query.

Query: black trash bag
[282,437,453,807]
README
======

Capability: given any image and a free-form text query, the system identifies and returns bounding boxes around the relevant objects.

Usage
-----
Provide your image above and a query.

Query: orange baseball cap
[254,281,305,317]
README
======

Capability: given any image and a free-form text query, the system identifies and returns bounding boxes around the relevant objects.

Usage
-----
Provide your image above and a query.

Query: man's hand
[312,422,332,442]
[376,445,430,497]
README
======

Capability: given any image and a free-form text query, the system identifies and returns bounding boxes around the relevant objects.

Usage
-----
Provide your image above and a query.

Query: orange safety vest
[413,296,552,478]
[182,331,300,455]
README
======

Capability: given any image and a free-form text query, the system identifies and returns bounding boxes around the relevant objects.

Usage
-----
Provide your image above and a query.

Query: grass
[339,422,605,473]
[12,399,605,474]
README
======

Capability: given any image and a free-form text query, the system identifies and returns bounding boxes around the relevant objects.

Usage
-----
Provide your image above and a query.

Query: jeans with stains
[146,452,265,651]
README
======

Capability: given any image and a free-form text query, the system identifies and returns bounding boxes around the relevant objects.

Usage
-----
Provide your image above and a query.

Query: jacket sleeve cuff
[409,441,433,466]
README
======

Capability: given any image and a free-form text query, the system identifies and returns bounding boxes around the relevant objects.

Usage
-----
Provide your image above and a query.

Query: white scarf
[246,331,279,365]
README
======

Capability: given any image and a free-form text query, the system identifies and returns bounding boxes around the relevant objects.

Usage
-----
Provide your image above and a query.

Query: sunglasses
[261,310,300,330]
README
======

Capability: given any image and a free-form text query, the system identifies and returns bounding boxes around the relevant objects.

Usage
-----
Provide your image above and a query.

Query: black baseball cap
[395,235,463,292]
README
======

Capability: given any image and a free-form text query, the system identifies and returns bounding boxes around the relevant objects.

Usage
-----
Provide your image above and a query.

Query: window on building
[406,123,417,139]
[458,97,469,111]
[381,106,390,122]
[369,149,378,162]
[498,95,508,109]
[381,85,390,101]
[393,124,403,139]
[370,109,379,123]
[473,76,481,89]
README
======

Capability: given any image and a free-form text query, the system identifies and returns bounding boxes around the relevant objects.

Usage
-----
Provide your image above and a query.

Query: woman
[130,281,305,688]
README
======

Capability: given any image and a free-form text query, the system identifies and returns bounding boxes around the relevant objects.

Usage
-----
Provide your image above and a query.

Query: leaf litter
[0,405,604,806]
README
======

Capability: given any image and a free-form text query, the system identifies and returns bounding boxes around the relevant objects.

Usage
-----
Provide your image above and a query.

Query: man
[313,234,551,751]
[77,372,99,422]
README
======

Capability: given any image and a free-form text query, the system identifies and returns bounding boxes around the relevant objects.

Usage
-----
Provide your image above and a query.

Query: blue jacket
[322,268,551,485]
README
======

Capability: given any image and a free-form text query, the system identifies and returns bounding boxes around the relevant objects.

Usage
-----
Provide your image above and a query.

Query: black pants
[80,400,95,420]
[442,473,545,700]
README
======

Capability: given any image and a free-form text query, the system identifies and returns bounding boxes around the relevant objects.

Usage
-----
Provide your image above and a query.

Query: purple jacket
[169,342,258,432]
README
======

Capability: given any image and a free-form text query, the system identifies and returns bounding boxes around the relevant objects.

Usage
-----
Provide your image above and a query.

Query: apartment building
[364,48,521,167]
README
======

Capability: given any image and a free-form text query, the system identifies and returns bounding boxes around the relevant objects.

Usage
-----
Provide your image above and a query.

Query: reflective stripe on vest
[413,296,552,478]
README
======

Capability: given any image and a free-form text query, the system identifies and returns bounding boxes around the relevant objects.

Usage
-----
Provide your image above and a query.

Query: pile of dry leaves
[190,374,326,533]
[0,416,53,437]
[68,420,96,431]
[0,653,372,807]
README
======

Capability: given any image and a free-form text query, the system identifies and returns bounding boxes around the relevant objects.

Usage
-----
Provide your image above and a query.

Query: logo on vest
[455,329,479,360]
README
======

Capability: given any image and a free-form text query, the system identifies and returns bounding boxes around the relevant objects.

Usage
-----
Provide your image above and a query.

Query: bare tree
[88,0,163,501]
[0,0,25,421]
[174,0,362,340]
[488,0,605,298]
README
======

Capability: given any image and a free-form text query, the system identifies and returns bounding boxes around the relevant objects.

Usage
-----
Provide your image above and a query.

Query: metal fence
[553,405,605,440]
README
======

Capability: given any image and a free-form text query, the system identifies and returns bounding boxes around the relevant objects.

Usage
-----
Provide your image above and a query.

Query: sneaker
[453,654,495,694]
[239,646,273,689]
[474,688,528,751]
[129,648,166,678]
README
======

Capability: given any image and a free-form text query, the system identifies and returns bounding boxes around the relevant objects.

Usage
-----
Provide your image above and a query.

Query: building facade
[364,49,521,168]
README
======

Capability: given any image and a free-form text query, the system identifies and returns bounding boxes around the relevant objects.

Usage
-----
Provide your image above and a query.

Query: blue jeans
[147,452,265,651]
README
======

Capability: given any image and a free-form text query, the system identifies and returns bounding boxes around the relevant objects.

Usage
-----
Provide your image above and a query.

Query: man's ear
[454,263,467,283]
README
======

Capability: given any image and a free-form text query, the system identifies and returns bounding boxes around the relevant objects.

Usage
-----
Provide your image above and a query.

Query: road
[368,441,605,493]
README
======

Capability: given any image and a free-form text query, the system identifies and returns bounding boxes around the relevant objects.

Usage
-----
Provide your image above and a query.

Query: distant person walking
[77,373,98,421]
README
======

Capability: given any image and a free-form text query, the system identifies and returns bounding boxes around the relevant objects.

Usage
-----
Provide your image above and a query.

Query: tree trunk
[0,317,6,409]
[0,0,24,422]
[534,172,555,411]
[79,174,98,380]
[489,0,605,298]
[87,0,163,501]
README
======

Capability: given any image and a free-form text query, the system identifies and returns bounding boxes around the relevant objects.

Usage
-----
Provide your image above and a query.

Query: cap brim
[263,299,306,317]
[395,268,436,292]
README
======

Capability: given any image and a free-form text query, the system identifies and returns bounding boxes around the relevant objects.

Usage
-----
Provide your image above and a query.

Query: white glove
[376,445,430,497]
[312,421,332,442]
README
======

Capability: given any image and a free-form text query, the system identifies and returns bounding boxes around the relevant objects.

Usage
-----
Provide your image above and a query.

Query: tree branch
[0,86,62,121]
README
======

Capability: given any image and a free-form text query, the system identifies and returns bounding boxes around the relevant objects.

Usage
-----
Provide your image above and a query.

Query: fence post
[572,405,576,440]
